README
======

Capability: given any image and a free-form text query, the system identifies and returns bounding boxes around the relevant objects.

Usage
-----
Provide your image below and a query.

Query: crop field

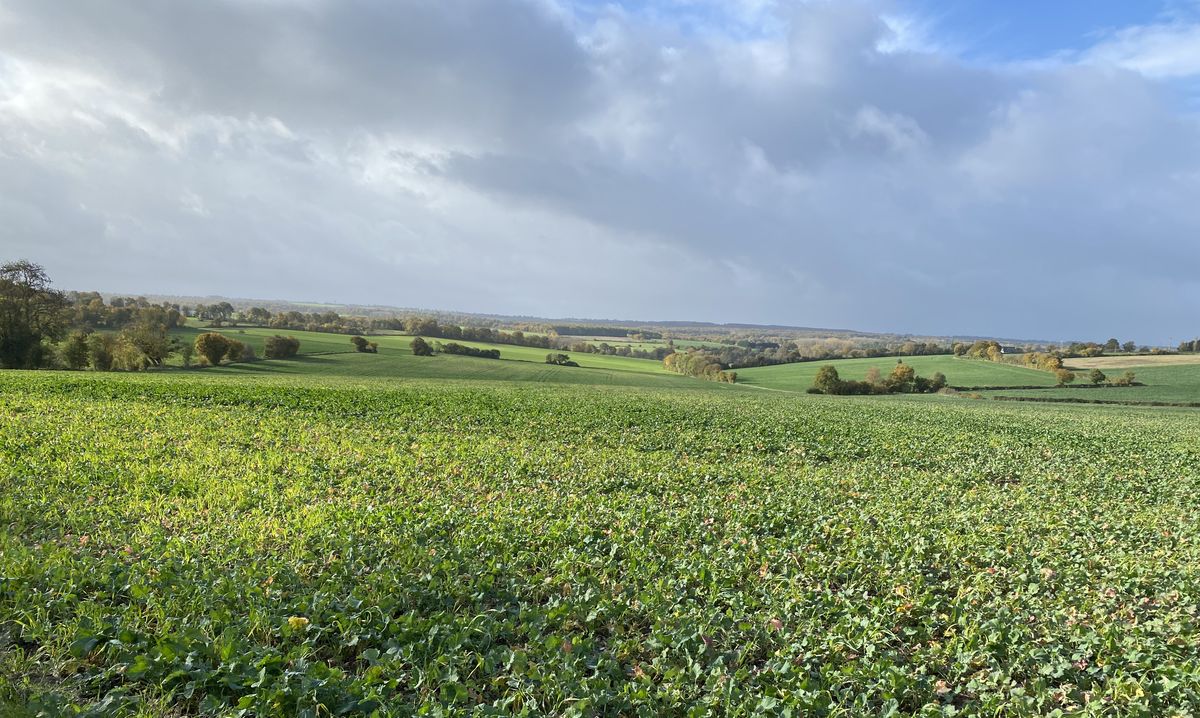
[4,370,1200,716]
[736,356,1055,392]
[1063,355,1200,370]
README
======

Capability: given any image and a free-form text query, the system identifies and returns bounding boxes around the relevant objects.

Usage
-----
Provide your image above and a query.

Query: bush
[1089,369,1107,385]
[545,353,579,367]
[226,339,247,363]
[1055,369,1076,386]
[348,336,378,353]
[264,335,300,359]
[812,366,842,394]
[194,332,232,367]
[1112,371,1137,386]
[411,337,434,356]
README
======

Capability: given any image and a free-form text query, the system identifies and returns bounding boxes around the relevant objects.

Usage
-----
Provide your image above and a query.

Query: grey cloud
[1,0,1199,340]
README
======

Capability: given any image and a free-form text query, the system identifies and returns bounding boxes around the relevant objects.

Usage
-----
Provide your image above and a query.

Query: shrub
[264,335,300,359]
[546,353,579,367]
[194,332,232,367]
[411,337,434,356]
[1089,369,1107,385]
[812,366,842,394]
[1112,371,1137,386]
[1055,369,1076,386]
[226,339,247,363]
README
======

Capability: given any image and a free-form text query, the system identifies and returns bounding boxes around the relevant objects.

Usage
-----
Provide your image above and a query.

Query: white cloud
[1084,20,1200,78]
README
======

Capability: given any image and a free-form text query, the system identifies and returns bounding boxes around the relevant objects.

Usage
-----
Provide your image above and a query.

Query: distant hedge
[438,342,500,360]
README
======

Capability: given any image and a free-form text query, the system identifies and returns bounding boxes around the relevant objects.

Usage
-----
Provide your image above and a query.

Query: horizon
[4,0,1200,343]
[66,285,1118,347]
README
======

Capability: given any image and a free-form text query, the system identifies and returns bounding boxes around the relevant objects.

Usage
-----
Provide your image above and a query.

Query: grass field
[736,355,1056,392]
[167,327,690,389]
[981,363,1200,405]
[4,370,1200,715]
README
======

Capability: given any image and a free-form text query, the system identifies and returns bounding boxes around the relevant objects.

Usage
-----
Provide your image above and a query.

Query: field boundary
[989,395,1200,408]
[952,382,1143,391]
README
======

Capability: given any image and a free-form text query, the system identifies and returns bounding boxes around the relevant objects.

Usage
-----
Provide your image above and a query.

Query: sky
[2,1,1200,343]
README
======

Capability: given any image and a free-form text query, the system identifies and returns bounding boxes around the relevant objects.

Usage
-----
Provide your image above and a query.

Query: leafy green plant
[3,371,1200,715]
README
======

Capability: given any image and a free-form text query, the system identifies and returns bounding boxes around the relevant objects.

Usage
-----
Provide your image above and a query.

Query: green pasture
[980,362,1200,405]
[167,326,687,389]
[736,355,1056,392]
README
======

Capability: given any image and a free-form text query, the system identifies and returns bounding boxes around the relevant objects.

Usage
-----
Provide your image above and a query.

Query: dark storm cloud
[1,0,1199,341]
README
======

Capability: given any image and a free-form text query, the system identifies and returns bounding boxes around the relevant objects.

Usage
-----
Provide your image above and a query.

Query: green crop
[2,371,1200,716]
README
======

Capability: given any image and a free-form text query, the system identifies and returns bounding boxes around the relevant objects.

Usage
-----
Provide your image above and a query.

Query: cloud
[1083,16,1200,79]
[0,0,1199,342]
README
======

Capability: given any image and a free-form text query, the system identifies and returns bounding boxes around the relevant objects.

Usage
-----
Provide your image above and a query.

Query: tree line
[663,350,737,383]
[718,339,953,370]
[435,342,501,359]
[564,341,673,361]
[0,261,199,371]
[808,362,947,395]
[547,325,663,339]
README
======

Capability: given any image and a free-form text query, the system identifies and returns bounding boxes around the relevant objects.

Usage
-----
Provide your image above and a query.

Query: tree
[112,335,149,371]
[179,342,194,367]
[87,333,116,371]
[195,332,232,366]
[812,365,842,394]
[208,302,235,323]
[264,335,300,359]
[0,260,67,368]
[929,372,948,391]
[888,361,916,392]
[410,336,434,356]
[864,366,883,386]
[351,336,370,352]
[119,319,174,366]
[1122,341,1137,353]
[1037,354,1063,371]
[1089,369,1107,385]
[60,330,91,369]
[1055,369,1076,386]
[246,307,271,325]
[1104,338,1120,353]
